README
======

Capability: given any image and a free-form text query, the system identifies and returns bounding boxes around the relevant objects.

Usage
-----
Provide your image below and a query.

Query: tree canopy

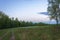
[0,11,47,29]
[48,0,60,25]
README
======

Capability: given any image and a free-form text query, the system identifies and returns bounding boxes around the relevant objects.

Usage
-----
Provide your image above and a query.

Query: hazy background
[0,0,56,24]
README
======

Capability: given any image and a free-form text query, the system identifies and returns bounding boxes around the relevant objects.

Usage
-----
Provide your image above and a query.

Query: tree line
[0,11,47,29]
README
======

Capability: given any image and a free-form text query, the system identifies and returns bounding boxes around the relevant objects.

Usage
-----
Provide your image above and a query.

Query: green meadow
[0,26,60,40]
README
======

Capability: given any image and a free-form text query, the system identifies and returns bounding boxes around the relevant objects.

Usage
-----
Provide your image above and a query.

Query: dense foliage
[0,11,47,29]
[48,0,60,26]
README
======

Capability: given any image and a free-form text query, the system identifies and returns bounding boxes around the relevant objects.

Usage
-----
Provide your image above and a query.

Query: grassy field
[0,26,60,40]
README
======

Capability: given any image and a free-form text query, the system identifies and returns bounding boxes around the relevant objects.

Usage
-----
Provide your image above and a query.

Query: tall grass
[0,26,60,40]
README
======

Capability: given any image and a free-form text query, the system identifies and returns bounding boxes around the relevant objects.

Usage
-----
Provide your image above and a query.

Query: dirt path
[10,30,15,40]
[0,30,15,40]
[0,31,9,40]
[0,37,2,40]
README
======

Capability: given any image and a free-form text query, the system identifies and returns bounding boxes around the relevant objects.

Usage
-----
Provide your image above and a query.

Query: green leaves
[48,0,60,24]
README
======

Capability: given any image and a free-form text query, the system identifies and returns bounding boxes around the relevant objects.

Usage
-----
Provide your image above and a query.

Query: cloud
[14,13,50,23]
[0,0,51,23]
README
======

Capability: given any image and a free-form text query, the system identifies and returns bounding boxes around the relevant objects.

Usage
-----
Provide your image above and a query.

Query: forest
[0,11,47,29]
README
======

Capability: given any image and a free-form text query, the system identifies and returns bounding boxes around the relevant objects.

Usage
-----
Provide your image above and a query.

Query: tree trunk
[56,20,58,27]
[56,17,59,27]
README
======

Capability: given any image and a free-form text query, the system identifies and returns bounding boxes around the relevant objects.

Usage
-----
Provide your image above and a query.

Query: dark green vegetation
[0,10,60,40]
[0,0,60,40]
[0,26,60,40]
[0,11,47,29]
[48,0,60,26]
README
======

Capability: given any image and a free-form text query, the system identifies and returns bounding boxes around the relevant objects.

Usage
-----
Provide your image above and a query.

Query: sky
[0,0,56,24]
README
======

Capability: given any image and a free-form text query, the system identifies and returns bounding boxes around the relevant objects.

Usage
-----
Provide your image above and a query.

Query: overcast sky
[0,0,56,24]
